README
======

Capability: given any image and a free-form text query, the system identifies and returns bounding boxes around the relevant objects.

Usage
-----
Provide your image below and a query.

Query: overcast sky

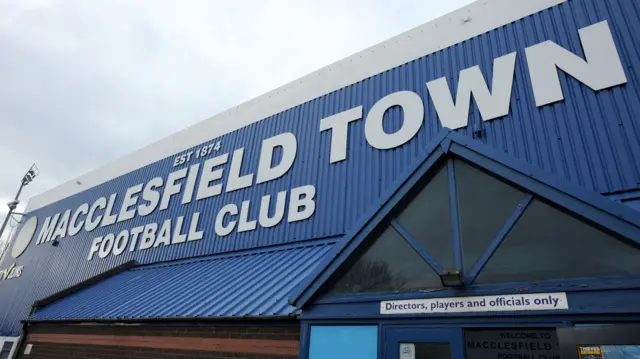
[0,0,474,245]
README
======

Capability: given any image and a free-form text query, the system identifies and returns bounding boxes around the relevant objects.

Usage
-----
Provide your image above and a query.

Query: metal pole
[0,182,25,261]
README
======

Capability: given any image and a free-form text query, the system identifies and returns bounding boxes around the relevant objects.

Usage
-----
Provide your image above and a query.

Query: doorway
[384,327,465,359]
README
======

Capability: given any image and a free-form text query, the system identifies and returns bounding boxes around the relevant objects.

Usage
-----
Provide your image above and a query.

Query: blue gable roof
[289,129,640,308]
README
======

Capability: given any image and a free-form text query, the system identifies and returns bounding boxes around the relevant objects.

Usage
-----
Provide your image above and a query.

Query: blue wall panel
[0,0,640,336]
[309,326,378,359]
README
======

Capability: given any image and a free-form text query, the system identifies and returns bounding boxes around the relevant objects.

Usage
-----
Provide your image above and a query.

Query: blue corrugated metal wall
[0,0,639,336]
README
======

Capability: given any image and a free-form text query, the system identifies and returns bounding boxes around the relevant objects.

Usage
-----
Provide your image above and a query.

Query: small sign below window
[400,343,416,359]
[465,329,560,359]
[381,292,568,314]
[24,344,33,355]
[579,345,640,359]
[577,345,603,359]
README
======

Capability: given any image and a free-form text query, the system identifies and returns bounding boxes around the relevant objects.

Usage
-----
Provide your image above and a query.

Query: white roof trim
[27,0,566,212]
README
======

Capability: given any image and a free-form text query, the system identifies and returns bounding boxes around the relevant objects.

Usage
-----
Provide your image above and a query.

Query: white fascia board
[27,0,566,212]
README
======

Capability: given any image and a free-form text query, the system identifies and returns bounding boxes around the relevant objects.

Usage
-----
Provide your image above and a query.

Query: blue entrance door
[384,327,465,359]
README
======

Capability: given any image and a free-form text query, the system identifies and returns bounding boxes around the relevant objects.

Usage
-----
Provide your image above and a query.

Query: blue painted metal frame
[302,287,640,320]
[464,194,534,286]
[312,275,640,306]
[302,314,640,327]
[298,323,311,359]
[290,129,640,309]
[446,132,640,243]
[298,314,640,359]
[606,190,640,203]
[287,129,450,307]
[447,159,463,272]
[391,220,444,275]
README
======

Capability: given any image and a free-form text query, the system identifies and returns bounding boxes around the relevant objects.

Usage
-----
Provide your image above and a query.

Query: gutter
[23,313,298,325]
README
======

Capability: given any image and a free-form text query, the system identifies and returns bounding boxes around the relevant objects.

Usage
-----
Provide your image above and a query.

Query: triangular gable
[289,129,640,308]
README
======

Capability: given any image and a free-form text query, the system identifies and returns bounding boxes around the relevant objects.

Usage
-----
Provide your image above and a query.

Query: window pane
[476,200,640,284]
[328,227,442,295]
[0,341,12,359]
[397,165,454,269]
[601,345,640,359]
[465,329,559,359]
[310,326,377,359]
[401,343,451,359]
[454,159,525,271]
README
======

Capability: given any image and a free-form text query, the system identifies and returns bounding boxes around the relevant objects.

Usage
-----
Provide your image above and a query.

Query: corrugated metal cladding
[0,0,639,335]
[30,242,334,321]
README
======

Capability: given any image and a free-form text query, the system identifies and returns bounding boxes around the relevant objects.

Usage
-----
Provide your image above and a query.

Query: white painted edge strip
[27,0,566,212]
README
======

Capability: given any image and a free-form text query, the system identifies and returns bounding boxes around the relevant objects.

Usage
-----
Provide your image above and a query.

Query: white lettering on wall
[160,169,187,210]
[171,216,188,244]
[36,21,630,263]
[154,219,172,247]
[140,223,158,250]
[37,214,59,244]
[365,91,424,150]
[320,106,363,163]
[129,226,144,252]
[68,203,89,237]
[196,153,229,200]
[99,233,115,258]
[118,184,143,223]
[87,236,102,260]
[138,177,163,216]
[85,213,205,260]
[227,148,254,192]
[52,210,71,240]
[238,200,257,233]
[287,185,316,223]
[256,132,297,184]
[113,230,129,256]
[526,20,627,107]
[100,194,119,227]
[181,164,200,205]
[85,197,106,232]
[259,192,287,228]
[215,204,238,237]
[187,212,204,242]
[427,52,517,130]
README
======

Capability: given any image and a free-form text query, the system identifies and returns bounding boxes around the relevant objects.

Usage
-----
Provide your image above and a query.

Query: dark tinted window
[454,159,525,271]
[465,329,559,359]
[328,227,441,295]
[397,165,454,269]
[0,341,13,359]
[476,200,640,284]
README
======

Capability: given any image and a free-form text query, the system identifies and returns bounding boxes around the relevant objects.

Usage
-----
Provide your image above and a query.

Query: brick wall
[17,323,300,359]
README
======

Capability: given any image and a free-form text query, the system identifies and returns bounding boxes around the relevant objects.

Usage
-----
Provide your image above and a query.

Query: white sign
[24,344,32,355]
[381,293,568,315]
[399,343,415,359]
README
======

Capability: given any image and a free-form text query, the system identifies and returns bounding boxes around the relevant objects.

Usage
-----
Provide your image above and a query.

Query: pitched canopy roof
[30,242,334,322]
